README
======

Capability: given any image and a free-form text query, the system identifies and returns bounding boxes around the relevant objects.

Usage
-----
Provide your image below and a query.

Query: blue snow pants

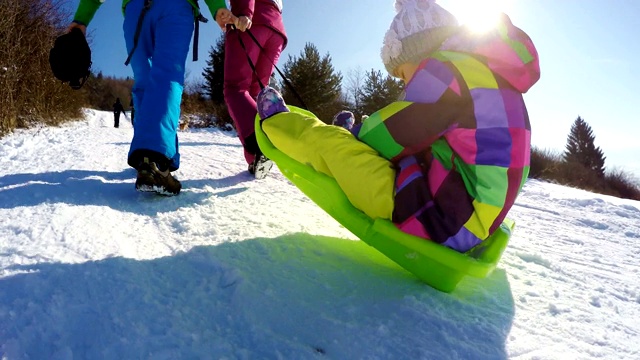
[123,0,194,171]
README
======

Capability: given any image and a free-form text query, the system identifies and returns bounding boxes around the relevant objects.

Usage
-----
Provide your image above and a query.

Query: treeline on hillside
[1,0,400,135]
[3,2,637,201]
[83,72,133,111]
[0,0,86,135]
[0,0,135,134]
[198,36,640,200]
[200,36,403,128]
[0,0,213,133]
[530,117,640,200]
[76,34,403,131]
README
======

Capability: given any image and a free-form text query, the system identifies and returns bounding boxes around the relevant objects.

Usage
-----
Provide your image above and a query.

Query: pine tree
[358,69,404,116]
[280,43,343,122]
[563,116,606,178]
[202,35,224,103]
[202,35,232,125]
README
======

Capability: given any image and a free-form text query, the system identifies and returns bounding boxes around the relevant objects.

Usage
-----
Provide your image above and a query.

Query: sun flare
[441,0,512,33]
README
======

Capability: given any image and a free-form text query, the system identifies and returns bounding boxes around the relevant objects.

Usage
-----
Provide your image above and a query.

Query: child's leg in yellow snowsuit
[262,109,395,220]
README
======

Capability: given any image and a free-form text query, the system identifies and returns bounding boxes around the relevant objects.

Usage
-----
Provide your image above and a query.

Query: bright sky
[1,109,639,357]
[69,0,640,177]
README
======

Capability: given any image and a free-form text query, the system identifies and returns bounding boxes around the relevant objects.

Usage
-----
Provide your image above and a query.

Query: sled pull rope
[235,28,263,89]
[235,27,308,109]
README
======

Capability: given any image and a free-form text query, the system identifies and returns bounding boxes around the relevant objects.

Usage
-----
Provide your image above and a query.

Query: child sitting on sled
[257,0,540,253]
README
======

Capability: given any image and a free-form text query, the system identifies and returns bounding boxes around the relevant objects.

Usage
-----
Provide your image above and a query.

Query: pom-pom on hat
[381,0,458,76]
[332,111,355,130]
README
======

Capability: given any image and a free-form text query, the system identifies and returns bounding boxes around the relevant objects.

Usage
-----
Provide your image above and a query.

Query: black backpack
[49,28,92,90]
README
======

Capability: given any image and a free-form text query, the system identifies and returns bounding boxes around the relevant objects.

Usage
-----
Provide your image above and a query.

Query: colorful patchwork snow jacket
[357,14,540,252]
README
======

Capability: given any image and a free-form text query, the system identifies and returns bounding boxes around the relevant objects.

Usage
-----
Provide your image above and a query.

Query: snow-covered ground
[0,110,638,359]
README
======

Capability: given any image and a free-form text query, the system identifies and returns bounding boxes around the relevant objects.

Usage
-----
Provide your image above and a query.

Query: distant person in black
[113,97,125,128]
[129,97,135,125]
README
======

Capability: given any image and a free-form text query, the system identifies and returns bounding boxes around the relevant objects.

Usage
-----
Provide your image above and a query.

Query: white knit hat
[381,0,459,76]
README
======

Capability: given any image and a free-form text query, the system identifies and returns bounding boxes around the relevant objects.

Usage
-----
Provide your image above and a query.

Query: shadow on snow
[0,170,253,215]
[0,233,515,359]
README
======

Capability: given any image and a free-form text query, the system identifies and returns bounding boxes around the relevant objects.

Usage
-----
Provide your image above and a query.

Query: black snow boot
[135,157,181,196]
[248,154,273,180]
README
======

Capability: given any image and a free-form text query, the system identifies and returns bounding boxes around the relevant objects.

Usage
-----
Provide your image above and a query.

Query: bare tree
[1,0,85,135]
[343,66,364,117]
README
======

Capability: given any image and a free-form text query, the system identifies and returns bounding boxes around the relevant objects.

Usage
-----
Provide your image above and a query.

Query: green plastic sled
[255,111,513,292]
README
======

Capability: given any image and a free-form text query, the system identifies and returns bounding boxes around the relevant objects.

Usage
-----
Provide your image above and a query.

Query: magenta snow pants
[223,25,285,165]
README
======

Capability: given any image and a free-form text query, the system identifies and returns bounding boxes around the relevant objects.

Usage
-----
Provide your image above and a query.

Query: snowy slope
[0,110,638,359]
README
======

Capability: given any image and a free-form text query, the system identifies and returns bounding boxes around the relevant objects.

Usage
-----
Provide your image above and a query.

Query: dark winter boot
[135,157,182,196]
[248,154,274,180]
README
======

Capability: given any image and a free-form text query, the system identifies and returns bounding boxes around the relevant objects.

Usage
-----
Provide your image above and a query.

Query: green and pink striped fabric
[357,14,540,252]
